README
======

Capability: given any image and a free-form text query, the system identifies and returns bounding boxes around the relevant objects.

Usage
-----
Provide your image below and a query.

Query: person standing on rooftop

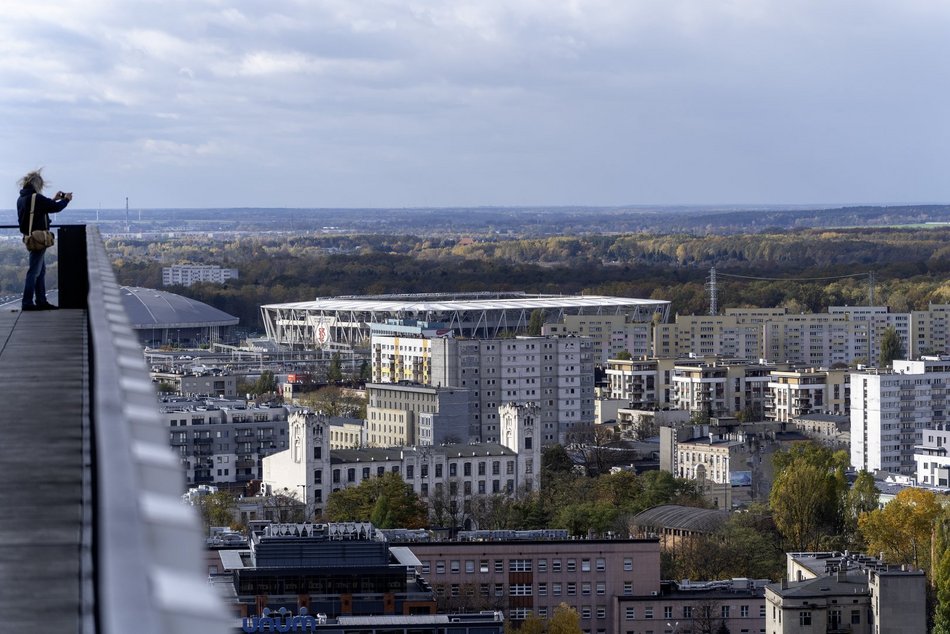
[16,169,71,311]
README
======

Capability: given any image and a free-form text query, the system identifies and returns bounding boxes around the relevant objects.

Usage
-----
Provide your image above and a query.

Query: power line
[715,271,870,282]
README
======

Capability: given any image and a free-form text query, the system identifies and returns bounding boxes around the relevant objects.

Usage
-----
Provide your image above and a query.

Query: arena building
[260,292,669,351]
[120,286,239,347]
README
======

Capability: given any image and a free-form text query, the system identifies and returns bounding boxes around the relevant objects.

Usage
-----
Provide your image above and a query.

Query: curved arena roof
[631,504,729,533]
[120,286,239,328]
[260,292,669,349]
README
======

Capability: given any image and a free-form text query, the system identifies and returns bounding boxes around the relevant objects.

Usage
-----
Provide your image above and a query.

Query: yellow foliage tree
[858,487,943,572]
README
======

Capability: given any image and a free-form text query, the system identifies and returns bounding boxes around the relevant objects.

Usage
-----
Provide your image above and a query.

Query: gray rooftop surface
[0,308,90,632]
[120,286,239,328]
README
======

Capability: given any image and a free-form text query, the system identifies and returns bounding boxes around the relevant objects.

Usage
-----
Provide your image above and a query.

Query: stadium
[260,292,669,350]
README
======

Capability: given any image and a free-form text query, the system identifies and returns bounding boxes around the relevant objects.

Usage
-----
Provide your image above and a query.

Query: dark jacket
[17,185,69,234]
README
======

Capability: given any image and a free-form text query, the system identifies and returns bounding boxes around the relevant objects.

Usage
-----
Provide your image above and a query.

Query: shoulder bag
[23,194,55,251]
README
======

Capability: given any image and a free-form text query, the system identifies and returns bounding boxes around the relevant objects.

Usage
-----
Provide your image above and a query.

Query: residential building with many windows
[262,405,542,520]
[402,533,661,634]
[766,367,850,423]
[162,264,239,287]
[851,357,950,475]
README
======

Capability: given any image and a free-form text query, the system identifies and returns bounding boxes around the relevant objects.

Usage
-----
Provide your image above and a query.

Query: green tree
[879,325,904,367]
[327,352,344,383]
[844,470,880,544]
[613,350,633,360]
[527,308,545,336]
[326,472,428,528]
[194,491,237,532]
[769,459,839,551]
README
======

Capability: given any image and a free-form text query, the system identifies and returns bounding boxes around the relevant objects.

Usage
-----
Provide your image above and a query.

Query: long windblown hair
[18,169,45,192]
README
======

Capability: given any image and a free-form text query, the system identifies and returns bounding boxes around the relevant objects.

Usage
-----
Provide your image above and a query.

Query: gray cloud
[1,0,948,208]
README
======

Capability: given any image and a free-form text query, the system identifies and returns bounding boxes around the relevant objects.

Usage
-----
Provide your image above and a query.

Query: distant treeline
[99,226,950,331]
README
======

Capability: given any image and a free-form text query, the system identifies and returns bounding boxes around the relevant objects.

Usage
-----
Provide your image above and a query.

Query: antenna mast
[706,267,718,316]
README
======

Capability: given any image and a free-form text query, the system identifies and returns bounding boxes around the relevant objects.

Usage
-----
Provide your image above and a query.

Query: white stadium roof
[261,292,669,349]
[262,294,667,313]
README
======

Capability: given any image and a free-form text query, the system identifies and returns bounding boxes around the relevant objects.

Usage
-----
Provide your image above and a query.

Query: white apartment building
[915,423,950,488]
[263,405,542,520]
[162,264,239,287]
[766,368,850,423]
[851,357,950,475]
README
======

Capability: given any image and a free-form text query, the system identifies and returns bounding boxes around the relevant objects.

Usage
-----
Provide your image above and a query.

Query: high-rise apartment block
[372,332,595,444]
[851,357,950,476]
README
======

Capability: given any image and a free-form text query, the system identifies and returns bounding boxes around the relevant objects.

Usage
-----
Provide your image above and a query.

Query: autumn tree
[859,487,942,571]
[548,603,582,634]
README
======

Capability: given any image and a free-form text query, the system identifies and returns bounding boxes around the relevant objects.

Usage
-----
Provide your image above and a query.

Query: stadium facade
[260,292,670,351]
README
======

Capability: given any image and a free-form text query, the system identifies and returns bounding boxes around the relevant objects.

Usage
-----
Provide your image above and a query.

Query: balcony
[0,224,229,633]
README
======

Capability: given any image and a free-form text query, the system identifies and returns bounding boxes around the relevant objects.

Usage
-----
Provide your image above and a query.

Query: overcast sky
[2,1,948,209]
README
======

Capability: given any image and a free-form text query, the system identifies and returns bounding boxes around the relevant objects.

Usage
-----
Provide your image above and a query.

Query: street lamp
[666,622,680,634]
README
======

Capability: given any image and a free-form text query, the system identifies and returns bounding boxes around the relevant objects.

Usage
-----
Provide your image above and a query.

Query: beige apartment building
[544,314,653,363]
[766,368,849,423]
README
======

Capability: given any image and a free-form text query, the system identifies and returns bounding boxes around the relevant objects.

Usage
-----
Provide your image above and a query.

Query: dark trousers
[22,249,47,307]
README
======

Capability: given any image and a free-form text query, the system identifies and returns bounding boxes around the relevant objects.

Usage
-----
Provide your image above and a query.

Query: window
[683,606,692,619]
[596,582,605,595]
[623,558,633,571]
[740,605,749,618]
[567,559,577,572]
[552,559,562,572]
[596,558,606,572]
[465,560,475,573]
[421,561,430,574]
[538,583,547,596]
[510,608,531,621]
[596,606,606,620]
[625,607,636,621]
[510,559,532,572]
[663,607,672,619]
[851,609,861,625]
[495,560,504,573]
[799,612,812,626]
[553,583,562,596]
[567,582,577,596]
[494,583,504,597]
[538,559,547,573]
[721,606,730,618]
[582,559,591,572]
[510,584,532,596]
[644,607,653,619]
[436,561,445,574]
[623,582,633,595]
[582,582,592,595]
[451,560,460,573]
[480,560,489,573]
